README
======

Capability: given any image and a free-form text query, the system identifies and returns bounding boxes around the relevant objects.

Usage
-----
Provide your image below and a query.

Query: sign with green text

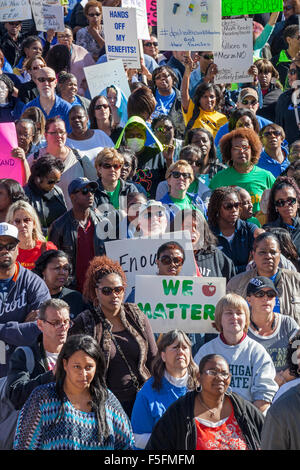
[135,275,226,334]
[222,0,283,16]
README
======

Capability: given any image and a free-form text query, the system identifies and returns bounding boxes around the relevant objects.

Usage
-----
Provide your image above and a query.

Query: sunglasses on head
[97,286,124,296]
[37,76,56,83]
[74,187,96,195]
[158,255,184,266]
[0,242,18,252]
[144,41,158,47]
[95,104,109,110]
[274,197,297,207]
[101,163,122,170]
[171,171,191,180]
[253,290,276,299]
[222,202,240,210]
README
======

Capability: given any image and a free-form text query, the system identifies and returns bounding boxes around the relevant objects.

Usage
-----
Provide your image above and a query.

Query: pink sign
[0,122,25,186]
[146,0,157,26]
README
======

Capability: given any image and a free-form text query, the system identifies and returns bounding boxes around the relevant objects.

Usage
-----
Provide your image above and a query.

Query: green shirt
[209,165,276,213]
[106,180,121,210]
[169,194,195,211]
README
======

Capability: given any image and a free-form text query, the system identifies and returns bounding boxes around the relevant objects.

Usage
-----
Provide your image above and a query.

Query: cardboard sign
[122,0,150,40]
[135,275,226,333]
[146,0,156,26]
[104,231,197,298]
[30,0,65,32]
[0,123,25,186]
[0,0,32,21]
[102,6,141,68]
[222,0,283,16]
[214,18,253,84]
[157,0,222,51]
[84,59,131,99]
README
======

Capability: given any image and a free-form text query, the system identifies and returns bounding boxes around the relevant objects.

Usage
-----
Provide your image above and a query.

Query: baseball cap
[138,200,166,218]
[246,276,279,296]
[68,178,98,196]
[0,223,19,242]
[238,88,258,102]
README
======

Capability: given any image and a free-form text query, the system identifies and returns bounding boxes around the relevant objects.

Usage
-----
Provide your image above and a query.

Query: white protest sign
[0,0,32,22]
[104,231,196,299]
[135,275,226,333]
[102,6,141,68]
[84,59,131,99]
[214,18,253,84]
[122,0,150,40]
[30,0,65,32]
[157,0,222,51]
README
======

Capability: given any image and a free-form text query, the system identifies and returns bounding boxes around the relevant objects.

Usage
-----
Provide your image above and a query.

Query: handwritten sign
[214,18,253,84]
[222,0,283,16]
[157,0,222,51]
[0,0,32,21]
[0,123,25,186]
[146,0,156,26]
[30,0,65,32]
[84,59,131,99]
[102,6,141,68]
[135,275,226,333]
[104,231,196,298]
[122,0,150,40]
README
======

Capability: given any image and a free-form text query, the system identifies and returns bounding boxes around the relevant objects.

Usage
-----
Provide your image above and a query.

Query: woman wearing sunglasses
[76,0,104,62]
[88,95,123,144]
[264,176,300,256]
[69,255,157,418]
[207,186,262,274]
[258,124,290,178]
[146,352,265,450]
[246,276,299,388]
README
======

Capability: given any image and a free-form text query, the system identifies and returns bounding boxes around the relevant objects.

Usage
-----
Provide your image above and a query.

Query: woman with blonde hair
[194,293,278,413]
[6,200,57,270]
[159,159,207,222]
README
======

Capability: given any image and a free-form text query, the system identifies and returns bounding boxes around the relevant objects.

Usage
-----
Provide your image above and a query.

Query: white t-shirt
[45,351,59,370]
[66,130,114,164]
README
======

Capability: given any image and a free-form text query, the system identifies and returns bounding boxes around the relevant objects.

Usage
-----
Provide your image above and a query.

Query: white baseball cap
[0,223,19,242]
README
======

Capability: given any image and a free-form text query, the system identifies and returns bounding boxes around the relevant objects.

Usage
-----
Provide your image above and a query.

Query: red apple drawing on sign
[202,283,216,297]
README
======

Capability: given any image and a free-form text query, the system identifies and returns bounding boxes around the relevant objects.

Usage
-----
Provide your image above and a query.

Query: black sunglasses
[222,202,240,210]
[252,290,277,299]
[101,163,122,170]
[274,197,297,207]
[144,41,158,47]
[95,104,109,110]
[0,242,18,252]
[88,12,101,16]
[262,130,282,137]
[201,54,214,60]
[74,187,96,195]
[171,171,191,180]
[37,77,56,83]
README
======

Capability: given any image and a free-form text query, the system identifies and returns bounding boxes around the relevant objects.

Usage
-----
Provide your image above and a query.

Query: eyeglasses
[288,69,297,75]
[101,163,122,170]
[241,99,258,106]
[13,217,32,225]
[171,171,191,180]
[284,4,293,10]
[201,54,214,60]
[42,319,73,329]
[232,145,250,152]
[144,41,158,47]
[0,242,18,252]
[204,369,231,380]
[37,76,56,83]
[46,130,67,135]
[8,22,21,26]
[155,125,173,133]
[274,197,297,207]
[97,286,125,296]
[31,65,45,71]
[57,34,73,39]
[88,12,101,16]
[252,290,277,299]
[95,104,109,110]
[122,162,131,169]
[262,130,282,137]
[74,187,96,195]
[222,202,240,210]
[158,255,184,266]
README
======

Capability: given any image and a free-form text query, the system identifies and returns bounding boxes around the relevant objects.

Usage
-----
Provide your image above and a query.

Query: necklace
[198,393,223,418]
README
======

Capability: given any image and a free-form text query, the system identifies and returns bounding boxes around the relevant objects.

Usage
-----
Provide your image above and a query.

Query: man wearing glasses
[0,223,50,378]
[21,67,72,133]
[7,299,71,411]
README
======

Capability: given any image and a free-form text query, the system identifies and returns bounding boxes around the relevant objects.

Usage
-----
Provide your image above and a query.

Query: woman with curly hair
[207,187,262,273]
[69,255,157,418]
[263,176,300,256]
[210,128,276,214]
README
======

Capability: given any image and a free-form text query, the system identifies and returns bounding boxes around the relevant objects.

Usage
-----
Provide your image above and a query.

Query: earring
[196,385,202,393]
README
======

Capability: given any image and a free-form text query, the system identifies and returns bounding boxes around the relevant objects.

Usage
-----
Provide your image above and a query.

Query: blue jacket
[257,147,290,178]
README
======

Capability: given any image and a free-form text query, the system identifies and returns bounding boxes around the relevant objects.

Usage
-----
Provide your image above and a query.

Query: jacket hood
[114,115,164,152]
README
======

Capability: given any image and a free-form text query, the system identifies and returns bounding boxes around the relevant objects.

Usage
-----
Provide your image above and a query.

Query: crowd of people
[1,0,300,452]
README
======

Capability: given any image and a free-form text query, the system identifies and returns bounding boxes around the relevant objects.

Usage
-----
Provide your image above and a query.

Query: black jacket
[24,180,67,234]
[275,88,300,145]
[168,87,185,140]
[263,215,300,258]
[18,80,38,104]
[258,84,283,123]
[145,390,264,451]
[195,248,236,281]
[0,32,26,67]
[7,336,54,410]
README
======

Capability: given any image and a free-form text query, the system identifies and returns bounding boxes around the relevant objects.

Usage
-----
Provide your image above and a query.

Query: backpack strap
[15,346,35,375]
[71,148,84,168]
[33,150,40,161]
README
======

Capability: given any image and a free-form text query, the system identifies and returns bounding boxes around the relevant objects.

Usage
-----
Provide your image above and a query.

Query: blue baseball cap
[68,178,98,196]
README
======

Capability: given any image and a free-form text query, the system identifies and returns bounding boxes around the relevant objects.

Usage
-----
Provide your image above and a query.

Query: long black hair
[54,334,110,442]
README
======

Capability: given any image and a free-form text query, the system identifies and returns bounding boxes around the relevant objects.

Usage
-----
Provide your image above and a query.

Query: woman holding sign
[69,255,157,418]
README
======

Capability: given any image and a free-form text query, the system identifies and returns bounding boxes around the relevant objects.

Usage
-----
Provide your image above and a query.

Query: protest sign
[104,231,196,298]
[135,275,226,333]
[84,59,131,99]
[222,0,283,16]
[0,0,32,22]
[146,0,156,26]
[157,0,222,51]
[102,6,141,68]
[30,0,65,32]
[0,123,25,186]
[122,0,150,40]
[214,18,253,84]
